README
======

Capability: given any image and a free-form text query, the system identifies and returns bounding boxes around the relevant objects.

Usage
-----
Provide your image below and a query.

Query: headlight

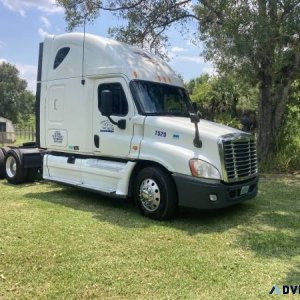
[189,159,221,180]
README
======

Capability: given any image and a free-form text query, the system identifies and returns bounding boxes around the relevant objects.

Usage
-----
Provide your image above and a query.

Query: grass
[0,175,300,299]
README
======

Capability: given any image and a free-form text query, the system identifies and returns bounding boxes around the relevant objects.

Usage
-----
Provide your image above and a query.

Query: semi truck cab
[0,33,258,220]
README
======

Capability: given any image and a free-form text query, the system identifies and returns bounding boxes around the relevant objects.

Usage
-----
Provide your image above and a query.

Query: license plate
[240,185,250,195]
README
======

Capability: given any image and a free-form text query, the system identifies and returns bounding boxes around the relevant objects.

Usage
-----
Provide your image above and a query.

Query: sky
[0,0,214,93]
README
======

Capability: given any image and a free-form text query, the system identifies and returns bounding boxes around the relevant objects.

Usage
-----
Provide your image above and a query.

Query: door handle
[94,134,100,148]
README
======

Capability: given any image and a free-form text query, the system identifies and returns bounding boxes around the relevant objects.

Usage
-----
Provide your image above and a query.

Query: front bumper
[172,174,258,210]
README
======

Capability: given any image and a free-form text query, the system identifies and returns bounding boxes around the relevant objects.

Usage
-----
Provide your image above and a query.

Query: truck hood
[141,116,246,177]
[145,116,241,140]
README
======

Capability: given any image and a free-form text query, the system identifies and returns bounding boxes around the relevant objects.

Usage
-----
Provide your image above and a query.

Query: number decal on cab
[155,130,167,138]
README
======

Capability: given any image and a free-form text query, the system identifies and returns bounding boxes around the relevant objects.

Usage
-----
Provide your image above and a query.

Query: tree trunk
[231,95,238,118]
[257,81,274,161]
[257,79,292,162]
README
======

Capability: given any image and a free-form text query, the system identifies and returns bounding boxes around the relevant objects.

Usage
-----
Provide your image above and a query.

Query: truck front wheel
[4,150,28,184]
[134,167,178,220]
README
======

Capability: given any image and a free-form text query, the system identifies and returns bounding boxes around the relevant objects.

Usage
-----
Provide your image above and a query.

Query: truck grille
[219,134,258,182]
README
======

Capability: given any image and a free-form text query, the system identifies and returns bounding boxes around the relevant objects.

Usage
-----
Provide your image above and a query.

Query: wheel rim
[6,156,17,178]
[139,178,161,212]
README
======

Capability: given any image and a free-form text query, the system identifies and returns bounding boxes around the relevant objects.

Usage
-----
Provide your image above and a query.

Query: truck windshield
[130,80,194,117]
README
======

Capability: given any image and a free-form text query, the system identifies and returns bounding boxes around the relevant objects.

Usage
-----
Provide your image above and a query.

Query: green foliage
[213,113,241,130]
[15,114,36,130]
[261,80,300,172]
[0,62,35,124]
[195,1,300,159]
[196,1,300,82]
[188,74,300,172]
[186,73,258,129]
[279,80,300,140]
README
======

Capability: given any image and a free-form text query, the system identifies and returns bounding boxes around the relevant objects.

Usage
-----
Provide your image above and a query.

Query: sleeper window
[98,83,128,116]
[53,47,70,69]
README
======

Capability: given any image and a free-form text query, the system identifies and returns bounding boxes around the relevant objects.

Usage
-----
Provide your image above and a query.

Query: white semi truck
[0,33,258,219]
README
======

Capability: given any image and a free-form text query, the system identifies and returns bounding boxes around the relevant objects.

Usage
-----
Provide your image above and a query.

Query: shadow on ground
[21,180,259,236]
[286,263,300,283]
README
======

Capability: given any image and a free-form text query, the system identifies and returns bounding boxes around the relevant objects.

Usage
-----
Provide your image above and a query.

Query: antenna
[81,18,86,85]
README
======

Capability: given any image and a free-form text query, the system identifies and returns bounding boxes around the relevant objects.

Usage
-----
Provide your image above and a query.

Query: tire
[0,149,5,179]
[134,167,178,220]
[4,150,28,184]
[1,147,10,155]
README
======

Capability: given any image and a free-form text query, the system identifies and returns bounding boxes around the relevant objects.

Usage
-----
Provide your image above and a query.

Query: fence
[0,126,35,146]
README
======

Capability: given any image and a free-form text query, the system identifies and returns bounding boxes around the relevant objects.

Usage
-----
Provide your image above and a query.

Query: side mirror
[189,112,202,148]
[99,90,127,130]
[190,113,200,124]
[100,90,113,117]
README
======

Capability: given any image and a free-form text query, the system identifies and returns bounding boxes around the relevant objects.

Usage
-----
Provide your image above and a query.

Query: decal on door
[49,129,67,147]
[100,120,114,133]
[52,131,64,143]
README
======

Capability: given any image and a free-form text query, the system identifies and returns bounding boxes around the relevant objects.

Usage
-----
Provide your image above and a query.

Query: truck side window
[53,47,70,69]
[98,83,128,116]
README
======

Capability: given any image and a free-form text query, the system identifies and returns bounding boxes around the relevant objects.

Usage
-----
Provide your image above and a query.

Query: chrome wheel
[6,155,17,178]
[139,178,161,212]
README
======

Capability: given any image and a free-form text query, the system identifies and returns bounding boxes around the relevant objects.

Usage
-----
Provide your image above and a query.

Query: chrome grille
[219,134,258,182]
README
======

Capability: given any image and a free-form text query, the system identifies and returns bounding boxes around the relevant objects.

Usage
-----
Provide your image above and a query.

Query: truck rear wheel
[4,150,28,184]
[134,167,178,220]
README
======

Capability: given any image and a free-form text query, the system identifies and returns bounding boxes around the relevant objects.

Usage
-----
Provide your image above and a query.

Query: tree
[57,0,300,160]
[186,73,258,124]
[57,0,197,59]
[274,78,300,170]
[0,62,35,124]
[196,1,300,160]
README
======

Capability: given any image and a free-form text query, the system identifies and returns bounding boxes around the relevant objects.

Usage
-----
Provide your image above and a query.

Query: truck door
[93,78,134,158]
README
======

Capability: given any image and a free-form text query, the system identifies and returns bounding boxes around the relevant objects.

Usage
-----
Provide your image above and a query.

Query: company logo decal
[52,130,64,144]
[173,133,180,140]
[100,120,114,133]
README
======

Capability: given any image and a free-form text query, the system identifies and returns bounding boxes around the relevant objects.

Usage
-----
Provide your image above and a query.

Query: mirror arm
[107,116,118,126]
[107,116,126,130]
[193,122,202,148]
[189,113,202,148]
